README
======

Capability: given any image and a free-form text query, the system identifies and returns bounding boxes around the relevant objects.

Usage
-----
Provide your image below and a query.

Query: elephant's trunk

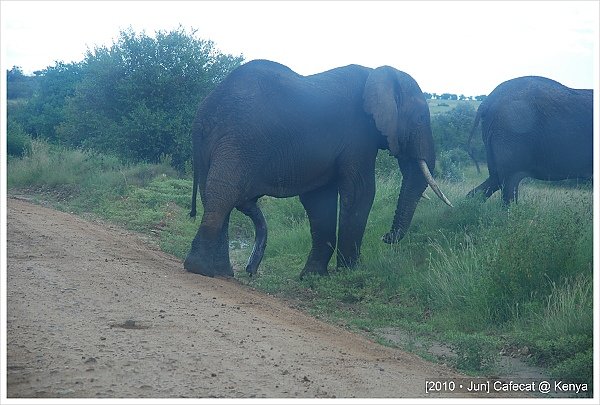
[383,159,452,244]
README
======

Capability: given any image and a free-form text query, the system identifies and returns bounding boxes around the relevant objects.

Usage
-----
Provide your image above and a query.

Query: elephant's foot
[382,229,405,244]
[466,188,489,200]
[245,263,258,277]
[467,177,499,201]
[184,254,234,278]
[299,262,329,279]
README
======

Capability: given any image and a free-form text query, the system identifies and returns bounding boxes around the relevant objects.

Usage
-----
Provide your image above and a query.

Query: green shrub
[530,334,591,367]
[7,120,32,157]
[431,102,479,162]
[447,332,499,372]
[438,148,470,182]
[375,152,398,177]
[487,202,590,321]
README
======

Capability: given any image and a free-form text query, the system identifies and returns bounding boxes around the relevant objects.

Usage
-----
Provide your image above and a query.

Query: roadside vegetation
[6,27,594,396]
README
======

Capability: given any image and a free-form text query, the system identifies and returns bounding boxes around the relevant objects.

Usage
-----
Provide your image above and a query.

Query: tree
[58,26,244,170]
[20,62,82,141]
[439,93,458,100]
[430,102,484,173]
[6,66,37,99]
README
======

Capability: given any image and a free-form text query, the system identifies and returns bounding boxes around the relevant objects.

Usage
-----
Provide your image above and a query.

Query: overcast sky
[1,0,598,96]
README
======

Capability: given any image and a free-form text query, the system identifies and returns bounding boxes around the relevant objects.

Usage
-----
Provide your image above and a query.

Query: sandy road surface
[6,197,472,399]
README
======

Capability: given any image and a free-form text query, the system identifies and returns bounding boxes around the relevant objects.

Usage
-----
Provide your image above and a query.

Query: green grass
[7,139,594,395]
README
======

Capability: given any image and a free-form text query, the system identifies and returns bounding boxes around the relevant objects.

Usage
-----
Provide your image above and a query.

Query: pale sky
[1,0,598,96]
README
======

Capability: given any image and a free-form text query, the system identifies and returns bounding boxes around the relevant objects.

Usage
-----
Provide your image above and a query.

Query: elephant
[184,59,452,278]
[467,76,593,204]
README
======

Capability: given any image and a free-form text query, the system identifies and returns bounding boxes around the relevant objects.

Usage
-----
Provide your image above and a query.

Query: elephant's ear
[363,66,404,156]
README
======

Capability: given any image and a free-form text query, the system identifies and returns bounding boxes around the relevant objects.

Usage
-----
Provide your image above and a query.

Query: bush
[57,27,243,171]
[7,120,32,157]
[374,152,398,178]
[437,148,470,181]
[487,202,591,321]
[447,332,498,372]
[431,102,476,149]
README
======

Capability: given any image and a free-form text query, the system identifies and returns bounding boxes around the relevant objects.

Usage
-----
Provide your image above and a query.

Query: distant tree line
[424,92,487,101]
[7,27,243,171]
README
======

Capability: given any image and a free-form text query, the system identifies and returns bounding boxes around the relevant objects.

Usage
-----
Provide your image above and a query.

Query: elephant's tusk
[419,160,454,207]
[421,193,431,201]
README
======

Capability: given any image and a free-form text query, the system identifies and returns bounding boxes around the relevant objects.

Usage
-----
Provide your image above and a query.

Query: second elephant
[467,76,593,204]
[184,60,452,278]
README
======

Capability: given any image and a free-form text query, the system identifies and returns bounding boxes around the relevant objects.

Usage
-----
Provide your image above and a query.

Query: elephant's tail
[236,201,267,276]
[189,169,199,219]
[467,107,483,174]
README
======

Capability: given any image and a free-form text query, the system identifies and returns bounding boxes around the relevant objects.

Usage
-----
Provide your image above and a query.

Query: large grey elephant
[184,59,452,278]
[467,76,593,204]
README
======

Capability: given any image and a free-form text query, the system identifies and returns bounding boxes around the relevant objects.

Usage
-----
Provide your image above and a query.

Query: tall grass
[8,138,178,223]
[542,275,593,338]
[7,140,594,394]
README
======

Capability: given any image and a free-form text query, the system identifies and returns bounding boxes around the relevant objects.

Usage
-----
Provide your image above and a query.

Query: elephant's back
[481,76,593,136]
[194,60,371,142]
[209,60,302,100]
[191,61,302,154]
[487,76,590,105]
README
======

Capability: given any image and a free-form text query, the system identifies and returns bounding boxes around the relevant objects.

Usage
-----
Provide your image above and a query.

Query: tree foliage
[7,27,243,171]
[6,66,38,99]
[431,102,485,177]
[431,102,477,152]
[15,62,82,141]
[57,27,243,170]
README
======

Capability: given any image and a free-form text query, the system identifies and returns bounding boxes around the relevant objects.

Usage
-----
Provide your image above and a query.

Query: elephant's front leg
[299,183,338,278]
[336,173,376,269]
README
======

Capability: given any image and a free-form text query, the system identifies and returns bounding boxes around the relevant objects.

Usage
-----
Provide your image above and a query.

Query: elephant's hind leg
[236,200,267,276]
[467,176,500,200]
[299,183,338,278]
[185,168,242,277]
[185,209,233,277]
[501,172,526,205]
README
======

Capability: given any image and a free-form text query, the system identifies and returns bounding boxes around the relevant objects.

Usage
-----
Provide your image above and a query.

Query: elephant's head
[363,66,452,243]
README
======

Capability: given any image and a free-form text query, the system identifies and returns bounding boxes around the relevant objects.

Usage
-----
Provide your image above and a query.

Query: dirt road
[6,197,470,399]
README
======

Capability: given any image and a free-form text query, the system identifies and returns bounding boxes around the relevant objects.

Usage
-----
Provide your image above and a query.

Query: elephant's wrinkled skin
[185,60,451,278]
[467,76,593,204]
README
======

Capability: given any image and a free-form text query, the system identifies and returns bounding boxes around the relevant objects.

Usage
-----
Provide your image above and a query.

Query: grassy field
[7,139,594,395]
